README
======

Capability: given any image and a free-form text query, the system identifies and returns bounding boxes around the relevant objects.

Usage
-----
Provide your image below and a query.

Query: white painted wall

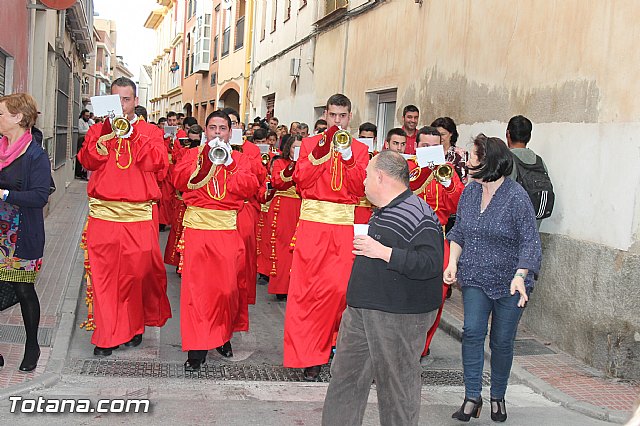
[458,121,640,251]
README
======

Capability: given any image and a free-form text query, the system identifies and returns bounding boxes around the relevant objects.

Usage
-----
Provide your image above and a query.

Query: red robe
[408,160,463,356]
[157,136,180,225]
[267,158,301,295]
[172,146,259,351]
[78,118,171,348]
[283,129,368,368]
[163,145,191,267]
[236,141,267,305]
[403,127,418,155]
[256,184,276,276]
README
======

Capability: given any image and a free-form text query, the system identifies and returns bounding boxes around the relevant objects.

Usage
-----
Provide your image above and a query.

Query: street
[0,233,611,425]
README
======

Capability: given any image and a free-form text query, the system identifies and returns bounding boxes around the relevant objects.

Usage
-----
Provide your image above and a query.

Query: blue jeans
[461,286,526,400]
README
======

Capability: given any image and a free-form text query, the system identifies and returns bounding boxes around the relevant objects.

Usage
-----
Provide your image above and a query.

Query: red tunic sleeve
[271,158,295,191]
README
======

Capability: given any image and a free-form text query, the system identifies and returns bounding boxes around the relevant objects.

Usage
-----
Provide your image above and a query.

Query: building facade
[146,0,185,122]
[248,0,640,379]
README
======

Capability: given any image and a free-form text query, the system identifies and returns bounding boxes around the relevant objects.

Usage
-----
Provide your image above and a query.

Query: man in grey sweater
[322,151,443,426]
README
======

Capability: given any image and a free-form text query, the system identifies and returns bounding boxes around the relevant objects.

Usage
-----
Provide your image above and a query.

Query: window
[54,57,71,169]
[271,0,278,33]
[222,6,231,56]
[235,0,246,50]
[210,71,216,86]
[260,2,267,41]
[193,13,211,71]
[375,90,397,152]
[325,0,348,16]
[213,35,218,61]
[0,51,6,96]
[300,0,307,9]
[284,0,291,21]
[188,0,197,19]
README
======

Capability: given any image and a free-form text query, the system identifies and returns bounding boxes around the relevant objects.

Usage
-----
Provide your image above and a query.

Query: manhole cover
[0,325,53,346]
[514,339,556,356]
[65,359,489,386]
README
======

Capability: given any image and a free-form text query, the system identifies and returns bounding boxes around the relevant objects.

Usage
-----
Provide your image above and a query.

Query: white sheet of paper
[293,146,300,161]
[164,126,177,137]
[256,144,270,154]
[416,146,446,168]
[401,153,415,161]
[353,224,369,236]
[90,95,122,117]
[230,128,243,145]
[359,138,374,152]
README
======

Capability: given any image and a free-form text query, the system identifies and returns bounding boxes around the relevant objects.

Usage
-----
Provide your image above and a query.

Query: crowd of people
[69,77,547,425]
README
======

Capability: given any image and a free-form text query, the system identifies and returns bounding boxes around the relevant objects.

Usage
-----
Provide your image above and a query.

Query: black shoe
[93,345,119,357]
[184,358,206,372]
[124,334,143,347]
[19,347,41,372]
[452,397,483,422]
[303,365,322,382]
[159,224,167,232]
[0,353,3,367]
[446,285,453,299]
[490,397,507,422]
[275,294,287,301]
[215,341,233,358]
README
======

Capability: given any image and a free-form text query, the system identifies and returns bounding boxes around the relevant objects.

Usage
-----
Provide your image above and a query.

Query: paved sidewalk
[439,288,639,424]
[0,180,88,396]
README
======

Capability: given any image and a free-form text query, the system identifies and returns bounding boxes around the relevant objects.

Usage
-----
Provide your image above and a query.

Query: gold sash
[88,198,153,222]
[260,203,270,213]
[356,197,372,208]
[299,199,354,225]
[182,206,237,230]
[275,187,300,199]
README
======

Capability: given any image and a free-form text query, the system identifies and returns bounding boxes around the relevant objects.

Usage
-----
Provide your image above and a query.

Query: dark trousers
[322,306,437,426]
[461,286,525,400]
[75,135,86,178]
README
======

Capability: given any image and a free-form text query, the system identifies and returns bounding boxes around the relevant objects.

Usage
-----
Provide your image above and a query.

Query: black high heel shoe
[19,347,40,372]
[0,353,4,367]
[490,397,507,422]
[215,341,233,358]
[452,397,483,422]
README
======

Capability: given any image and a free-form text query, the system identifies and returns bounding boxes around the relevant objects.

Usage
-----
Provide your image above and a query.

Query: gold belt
[88,198,153,222]
[356,197,372,208]
[274,187,300,199]
[182,205,237,230]
[299,199,354,225]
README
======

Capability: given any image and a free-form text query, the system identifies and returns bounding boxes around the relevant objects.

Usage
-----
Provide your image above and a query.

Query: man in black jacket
[322,150,443,426]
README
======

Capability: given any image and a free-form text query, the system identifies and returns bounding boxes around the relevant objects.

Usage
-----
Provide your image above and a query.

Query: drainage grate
[513,339,556,356]
[66,359,489,386]
[0,325,53,346]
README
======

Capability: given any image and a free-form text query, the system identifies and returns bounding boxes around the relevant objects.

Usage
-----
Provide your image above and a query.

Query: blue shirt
[447,178,542,299]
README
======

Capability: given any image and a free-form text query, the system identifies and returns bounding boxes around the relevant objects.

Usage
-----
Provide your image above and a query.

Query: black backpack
[513,154,554,219]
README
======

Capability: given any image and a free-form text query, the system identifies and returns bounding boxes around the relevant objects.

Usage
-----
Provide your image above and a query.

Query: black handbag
[0,283,19,311]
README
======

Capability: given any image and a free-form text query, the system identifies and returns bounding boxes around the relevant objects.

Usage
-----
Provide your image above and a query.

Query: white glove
[336,146,353,161]
[221,143,233,167]
[207,137,221,148]
[440,179,452,188]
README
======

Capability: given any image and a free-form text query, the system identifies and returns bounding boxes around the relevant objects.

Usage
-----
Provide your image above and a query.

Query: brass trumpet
[332,129,352,150]
[208,141,230,165]
[434,164,454,183]
[261,153,270,166]
[111,115,131,138]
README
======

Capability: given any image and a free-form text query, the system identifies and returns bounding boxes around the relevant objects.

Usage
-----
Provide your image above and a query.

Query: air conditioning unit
[290,58,301,77]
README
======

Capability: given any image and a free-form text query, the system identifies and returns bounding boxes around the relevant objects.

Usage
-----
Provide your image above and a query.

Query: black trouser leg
[12,282,40,350]
[188,350,208,360]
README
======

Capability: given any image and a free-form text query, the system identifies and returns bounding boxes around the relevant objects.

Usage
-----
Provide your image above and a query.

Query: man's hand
[352,235,392,262]
[443,264,457,285]
[336,146,353,161]
[439,178,452,188]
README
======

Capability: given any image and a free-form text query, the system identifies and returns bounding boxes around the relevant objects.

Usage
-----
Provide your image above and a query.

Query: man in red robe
[78,77,171,356]
[284,94,369,380]
[409,126,464,357]
[172,110,259,371]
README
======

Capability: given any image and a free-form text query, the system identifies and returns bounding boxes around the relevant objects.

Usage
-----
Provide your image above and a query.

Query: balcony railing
[169,70,180,91]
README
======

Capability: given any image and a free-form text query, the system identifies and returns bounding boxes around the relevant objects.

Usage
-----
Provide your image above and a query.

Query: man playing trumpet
[409,126,464,358]
[283,94,369,381]
[172,110,259,371]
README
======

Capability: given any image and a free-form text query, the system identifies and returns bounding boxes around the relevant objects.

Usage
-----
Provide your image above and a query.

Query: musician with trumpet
[408,126,464,358]
[171,110,259,371]
[284,94,369,381]
[78,77,171,357]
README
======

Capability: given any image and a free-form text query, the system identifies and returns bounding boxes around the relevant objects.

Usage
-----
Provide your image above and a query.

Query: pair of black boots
[452,397,507,422]
[184,341,233,372]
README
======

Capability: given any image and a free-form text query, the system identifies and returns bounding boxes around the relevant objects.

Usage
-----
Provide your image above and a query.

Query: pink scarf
[0,130,32,172]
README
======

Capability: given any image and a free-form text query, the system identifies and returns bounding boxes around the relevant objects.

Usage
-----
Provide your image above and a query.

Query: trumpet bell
[332,129,352,150]
[261,153,270,166]
[435,164,454,182]
[112,116,131,138]
[208,145,229,165]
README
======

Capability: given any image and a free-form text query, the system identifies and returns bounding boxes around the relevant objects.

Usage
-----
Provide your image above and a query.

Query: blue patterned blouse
[446,178,542,299]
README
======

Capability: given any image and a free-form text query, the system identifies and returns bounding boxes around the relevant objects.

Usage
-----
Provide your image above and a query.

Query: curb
[439,310,631,424]
[0,237,85,400]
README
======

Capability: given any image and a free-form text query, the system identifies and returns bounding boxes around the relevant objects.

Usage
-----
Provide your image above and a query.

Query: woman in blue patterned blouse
[445,134,542,423]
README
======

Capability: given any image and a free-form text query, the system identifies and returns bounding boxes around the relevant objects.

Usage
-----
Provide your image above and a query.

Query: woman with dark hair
[0,93,52,371]
[431,117,469,185]
[444,134,542,423]
[266,135,302,300]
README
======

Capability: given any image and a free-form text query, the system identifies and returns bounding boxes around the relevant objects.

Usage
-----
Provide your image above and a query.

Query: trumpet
[434,164,454,183]
[207,141,230,165]
[261,153,270,166]
[332,129,352,150]
[110,114,131,138]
